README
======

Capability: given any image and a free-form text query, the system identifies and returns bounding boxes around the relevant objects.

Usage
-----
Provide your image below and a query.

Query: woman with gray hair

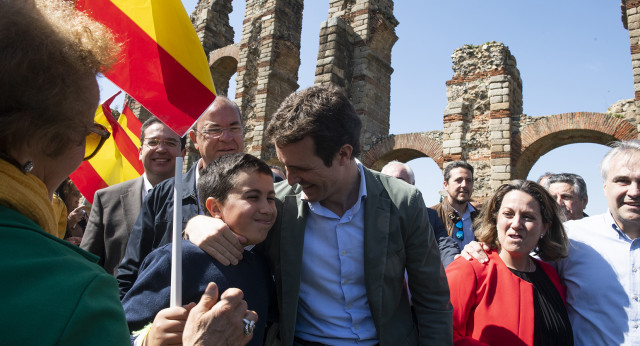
[446,180,573,345]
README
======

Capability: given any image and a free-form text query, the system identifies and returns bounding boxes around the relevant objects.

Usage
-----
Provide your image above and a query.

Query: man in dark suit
[80,118,184,275]
[186,84,452,345]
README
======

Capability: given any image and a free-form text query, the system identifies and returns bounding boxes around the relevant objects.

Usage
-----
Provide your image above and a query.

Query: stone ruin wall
[442,42,523,199]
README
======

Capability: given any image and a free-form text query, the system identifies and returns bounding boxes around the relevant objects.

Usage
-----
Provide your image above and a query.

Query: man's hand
[145,304,196,346]
[458,241,490,263]
[183,282,258,346]
[184,216,245,265]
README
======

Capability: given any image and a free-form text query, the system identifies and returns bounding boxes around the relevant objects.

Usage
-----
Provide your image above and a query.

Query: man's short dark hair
[546,173,588,200]
[197,153,272,215]
[443,161,474,182]
[140,117,185,150]
[265,84,361,167]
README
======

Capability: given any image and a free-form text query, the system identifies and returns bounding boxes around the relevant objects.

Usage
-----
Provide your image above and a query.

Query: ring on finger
[242,318,255,336]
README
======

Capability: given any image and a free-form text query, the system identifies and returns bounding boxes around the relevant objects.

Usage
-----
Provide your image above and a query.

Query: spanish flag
[76,0,216,136]
[70,92,144,204]
[118,100,142,147]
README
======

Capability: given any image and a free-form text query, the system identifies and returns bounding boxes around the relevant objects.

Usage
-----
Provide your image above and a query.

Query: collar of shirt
[303,158,368,218]
[453,202,475,217]
[141,173,153,201]
[606,209,637,243]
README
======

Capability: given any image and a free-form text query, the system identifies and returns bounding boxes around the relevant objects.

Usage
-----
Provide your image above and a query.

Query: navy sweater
[122,240,270,345]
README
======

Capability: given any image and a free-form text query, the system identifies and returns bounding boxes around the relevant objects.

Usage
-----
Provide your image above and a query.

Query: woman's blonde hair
[0,0,119,158]
[474,180,569,262]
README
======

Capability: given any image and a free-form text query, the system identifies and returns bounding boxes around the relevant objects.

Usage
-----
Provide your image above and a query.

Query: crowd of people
[2,0,640,345]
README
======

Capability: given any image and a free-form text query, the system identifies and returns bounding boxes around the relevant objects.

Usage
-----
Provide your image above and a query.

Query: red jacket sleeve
[446,258,490,346]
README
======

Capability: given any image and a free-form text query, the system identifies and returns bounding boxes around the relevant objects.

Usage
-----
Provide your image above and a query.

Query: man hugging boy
[122,153,276,345]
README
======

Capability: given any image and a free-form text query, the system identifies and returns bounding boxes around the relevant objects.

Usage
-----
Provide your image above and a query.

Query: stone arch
[209,44,239,96]
[513,112,638,178]
[361,132,443,171]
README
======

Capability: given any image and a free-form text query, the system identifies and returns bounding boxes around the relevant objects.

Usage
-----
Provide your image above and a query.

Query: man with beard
[545,172,589,221]
[431,161,480,249]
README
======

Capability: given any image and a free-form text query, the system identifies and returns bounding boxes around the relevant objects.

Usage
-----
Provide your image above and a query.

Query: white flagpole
[170,156,183,307]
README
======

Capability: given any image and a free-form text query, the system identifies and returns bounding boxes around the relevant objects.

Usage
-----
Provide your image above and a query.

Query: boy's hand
[145,303,196,346]
[184,216,245,265]
[183,282,257,346]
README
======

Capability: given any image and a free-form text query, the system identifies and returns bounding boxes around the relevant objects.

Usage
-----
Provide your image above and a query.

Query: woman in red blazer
[446,180,573,346]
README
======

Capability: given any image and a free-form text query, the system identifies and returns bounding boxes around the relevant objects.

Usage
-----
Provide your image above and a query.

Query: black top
[510,262,574,346]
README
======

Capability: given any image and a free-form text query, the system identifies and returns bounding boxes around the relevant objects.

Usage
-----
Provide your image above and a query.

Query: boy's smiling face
[205,170,276,245]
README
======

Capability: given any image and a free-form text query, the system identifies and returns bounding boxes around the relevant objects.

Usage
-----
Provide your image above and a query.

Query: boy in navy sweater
[122,153,276,346]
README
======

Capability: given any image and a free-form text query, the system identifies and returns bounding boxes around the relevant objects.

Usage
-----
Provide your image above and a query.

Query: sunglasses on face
[84,123,110,160]
[455,220,464,241]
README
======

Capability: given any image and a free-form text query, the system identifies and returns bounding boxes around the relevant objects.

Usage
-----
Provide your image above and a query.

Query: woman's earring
[22,161,34,173]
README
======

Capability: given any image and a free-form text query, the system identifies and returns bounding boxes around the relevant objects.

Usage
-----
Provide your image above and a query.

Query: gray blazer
[81,177,144,276]
[262,167,453,345]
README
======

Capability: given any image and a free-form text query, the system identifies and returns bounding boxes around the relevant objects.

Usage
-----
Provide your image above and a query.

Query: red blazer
[445,251,566,346]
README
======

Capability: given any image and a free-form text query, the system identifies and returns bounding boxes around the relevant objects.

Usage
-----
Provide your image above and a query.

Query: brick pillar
[191,0,234,58]
[235,0,303,161]
[623,0,640,134]
[315,0,398,153]
[444,42,522,202]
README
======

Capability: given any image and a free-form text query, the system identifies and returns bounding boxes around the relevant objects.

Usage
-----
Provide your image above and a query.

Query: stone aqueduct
[127,0,640,201]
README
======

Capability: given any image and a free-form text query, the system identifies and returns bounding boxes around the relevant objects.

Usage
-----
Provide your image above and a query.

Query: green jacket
[262,167,453,345]
[0,205,130,345]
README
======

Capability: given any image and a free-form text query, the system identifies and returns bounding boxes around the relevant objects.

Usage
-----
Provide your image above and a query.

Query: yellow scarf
[0,158,57,236]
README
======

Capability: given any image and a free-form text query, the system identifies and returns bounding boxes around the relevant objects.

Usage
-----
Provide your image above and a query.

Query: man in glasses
[431,161,480,250]
[117,96,245,296]
[81,117,185,275]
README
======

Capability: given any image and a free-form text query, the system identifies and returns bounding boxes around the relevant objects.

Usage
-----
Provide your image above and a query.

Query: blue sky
[99,1,632,214]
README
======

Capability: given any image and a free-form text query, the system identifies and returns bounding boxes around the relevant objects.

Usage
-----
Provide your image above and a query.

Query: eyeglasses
[84,123,110,160]
[454,220,464,241]
[195,126,243,138]
[144,138,181,148]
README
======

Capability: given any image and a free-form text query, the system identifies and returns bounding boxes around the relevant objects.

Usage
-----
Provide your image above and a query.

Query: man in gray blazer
[81,118,184,275]
[186,84,452,345]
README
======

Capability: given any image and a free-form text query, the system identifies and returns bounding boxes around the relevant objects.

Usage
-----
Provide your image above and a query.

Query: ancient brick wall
[234,0,303,162]
[623,0,640,133]
[440,42,522,200]
[316,0,398,151]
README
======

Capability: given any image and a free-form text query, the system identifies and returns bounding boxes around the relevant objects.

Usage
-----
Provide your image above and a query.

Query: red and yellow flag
[118,100,142,147]
[70,92,144,204]
[76,0,216,136]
